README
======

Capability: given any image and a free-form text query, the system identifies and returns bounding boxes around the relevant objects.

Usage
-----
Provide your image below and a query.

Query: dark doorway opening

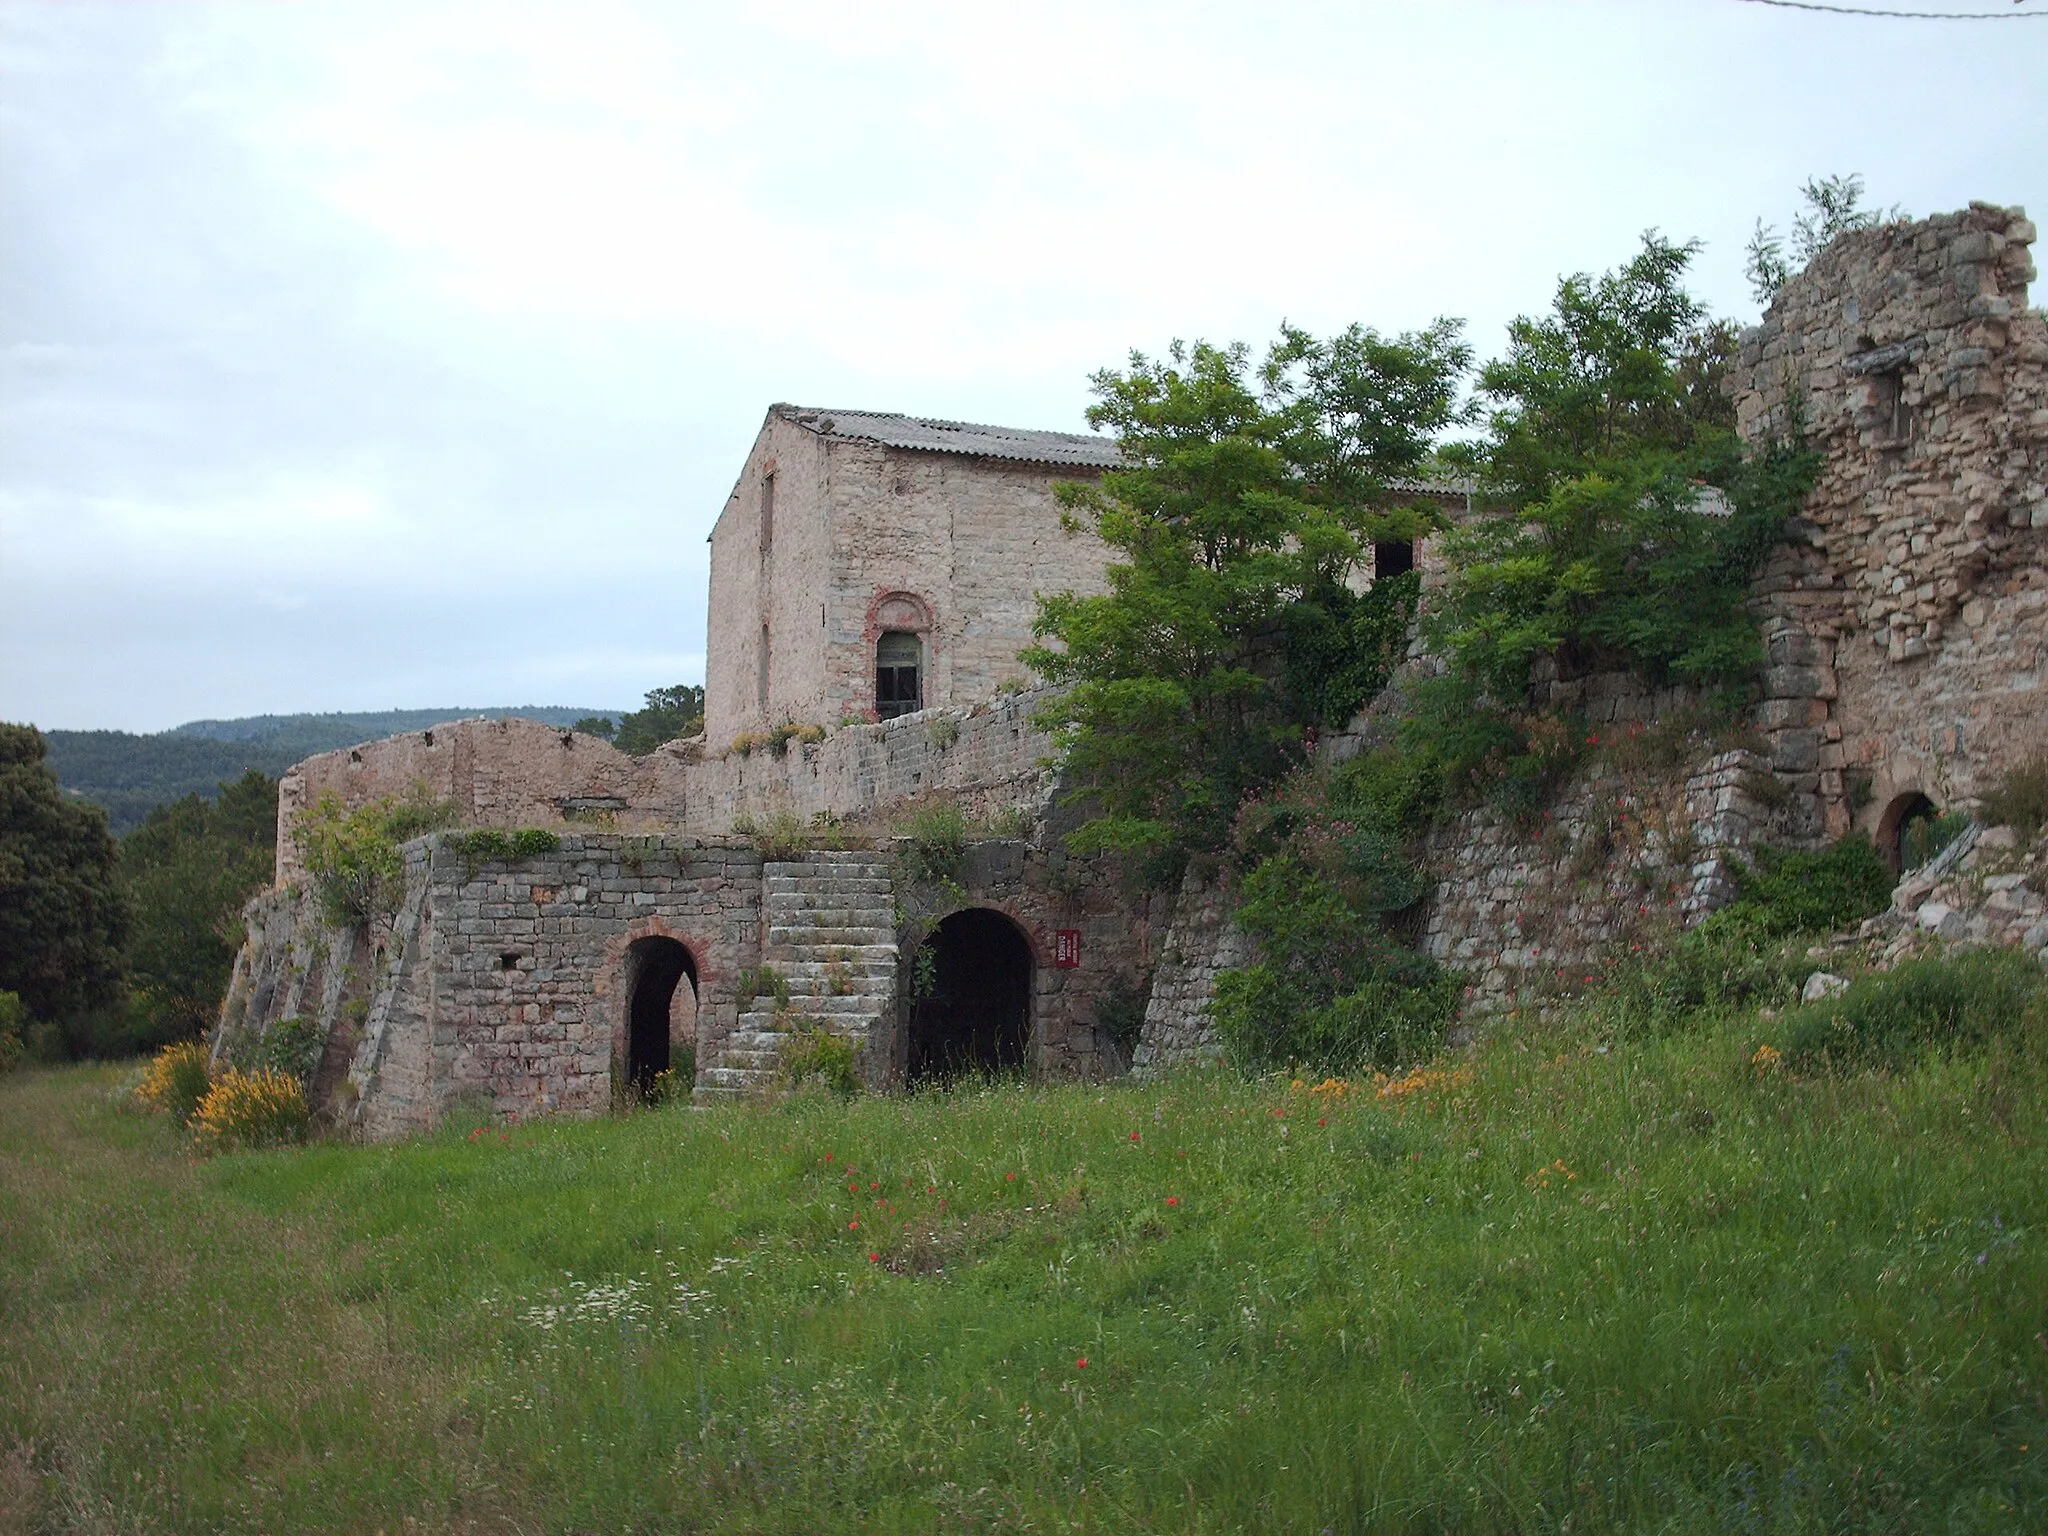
[1373,539,1415,580]
[876,630,923,719]
[626,937,697,1099]
[908,909,1031,1084]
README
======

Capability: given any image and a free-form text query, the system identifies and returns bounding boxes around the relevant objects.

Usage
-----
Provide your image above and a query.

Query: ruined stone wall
[1731,202,2048,844]
[1130,871,1248,1078]
[273,717,688,883]
[679,687,1059,835]
[228,820,1163,1134]
[275,692,1061,883]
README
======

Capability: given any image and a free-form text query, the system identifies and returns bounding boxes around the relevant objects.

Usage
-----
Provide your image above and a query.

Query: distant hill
[45,706,627,834]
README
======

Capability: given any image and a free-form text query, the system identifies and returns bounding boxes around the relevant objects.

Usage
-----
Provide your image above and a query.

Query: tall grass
[4,981,2045,1532]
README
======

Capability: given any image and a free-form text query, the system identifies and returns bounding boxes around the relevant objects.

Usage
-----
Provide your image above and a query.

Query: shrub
[1902,810,1971,873]
[298,787,457,928]
[259,1016,325,1083]
[1778,950,2044,1072]
[191,1066,311,1150]
[1979,755,2048,842]
[748,810,814,861]
[895,801,968,888]
[1721,835,1894,940]
[450,827,562,865]
[134,1040,216,1123]
[739,966,790,1007]
[0,991,23,1075]
[926,716,960,750]
[1092,975,1151,1058]
[1608,917,1807,1023]
[648,1049,695,1106]
[775,1027,861,1098]
[1210,856,1457,1075]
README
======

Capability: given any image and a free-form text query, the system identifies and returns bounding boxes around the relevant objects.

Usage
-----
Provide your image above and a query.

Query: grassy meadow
[3,996,2046,1533]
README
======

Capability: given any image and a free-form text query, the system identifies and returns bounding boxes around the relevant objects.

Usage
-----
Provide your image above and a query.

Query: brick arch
[603,918,714,1084]
[863,588,934,642]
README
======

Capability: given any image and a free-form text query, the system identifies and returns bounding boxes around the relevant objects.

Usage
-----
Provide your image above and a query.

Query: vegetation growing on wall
[1039,231,1831,1075]
[296,787,458,928]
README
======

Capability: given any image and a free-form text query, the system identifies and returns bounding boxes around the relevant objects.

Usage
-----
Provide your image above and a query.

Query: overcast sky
[2,0,2043,732]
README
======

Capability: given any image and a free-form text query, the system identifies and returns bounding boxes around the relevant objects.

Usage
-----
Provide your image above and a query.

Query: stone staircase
[698,850,898,1099]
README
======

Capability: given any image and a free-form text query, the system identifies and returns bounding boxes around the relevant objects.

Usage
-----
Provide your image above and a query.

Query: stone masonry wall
[1129,870,1249,1078]
[704,412,836,747]
[1731,202,2048,844]
[276,691,1061,882]
[819,441,1111,728]
[321,836,766,1137]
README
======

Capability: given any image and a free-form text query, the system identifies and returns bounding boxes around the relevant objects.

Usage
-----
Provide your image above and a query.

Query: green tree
[0,724,129,1029]
[611,685,705,756]
[120,770,277,1045]
[1432,234,1816,704]
[1023,322,1469,877]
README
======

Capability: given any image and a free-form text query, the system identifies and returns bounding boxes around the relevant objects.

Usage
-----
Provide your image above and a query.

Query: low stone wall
[678,688,1060,835]
[274,691,1061,882]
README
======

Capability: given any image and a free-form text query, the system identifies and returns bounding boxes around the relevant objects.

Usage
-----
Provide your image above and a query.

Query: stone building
[220,201,2047,1131]
[702,405,1121,747]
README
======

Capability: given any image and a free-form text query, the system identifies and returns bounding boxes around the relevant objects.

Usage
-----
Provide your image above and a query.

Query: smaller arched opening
[625,936,698,1100]
[1878,791,1941,874]
[907,908,1032,1085]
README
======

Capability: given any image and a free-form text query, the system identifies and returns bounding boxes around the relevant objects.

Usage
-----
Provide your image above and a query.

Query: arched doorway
[625,936,697,1099]
[1878,791,1940,873]
[907,908,1032,1084]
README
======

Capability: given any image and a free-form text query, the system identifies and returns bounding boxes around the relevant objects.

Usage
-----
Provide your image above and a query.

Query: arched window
[876,631,923,719]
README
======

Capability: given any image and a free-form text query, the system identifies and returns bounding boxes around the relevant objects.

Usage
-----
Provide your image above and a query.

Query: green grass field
[3,998,2045,1533]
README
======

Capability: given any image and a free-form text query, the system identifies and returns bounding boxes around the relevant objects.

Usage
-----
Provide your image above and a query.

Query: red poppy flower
[1165,1196,1179,1207]
[1075,1358,1089,1370]
[848,1220,859,1230]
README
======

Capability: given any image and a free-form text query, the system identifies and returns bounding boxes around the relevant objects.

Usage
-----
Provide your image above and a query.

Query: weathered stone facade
[1731,201,2046,848]
[703,406,1120,746]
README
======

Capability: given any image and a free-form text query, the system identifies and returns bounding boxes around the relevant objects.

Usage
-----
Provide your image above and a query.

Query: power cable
[1737,0,2044,17]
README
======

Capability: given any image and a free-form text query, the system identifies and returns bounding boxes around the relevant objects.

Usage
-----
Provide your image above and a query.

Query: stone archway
[1877,791,1939,874]
[907,908,1032,1084]
[624,936,697,1099]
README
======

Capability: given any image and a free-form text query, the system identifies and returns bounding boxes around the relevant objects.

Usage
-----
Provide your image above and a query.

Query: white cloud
[2,0,2043,729]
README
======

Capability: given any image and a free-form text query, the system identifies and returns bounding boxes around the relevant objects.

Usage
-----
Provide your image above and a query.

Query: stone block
[1764,665,1836,701]
[1769,730,1821,774]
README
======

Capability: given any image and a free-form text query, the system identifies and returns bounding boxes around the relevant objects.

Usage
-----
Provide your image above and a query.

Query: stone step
[769,924,893,948]
[776,949,898,970]
[765,876,895,895]
[782,978,893,999]
[765,908,897,930]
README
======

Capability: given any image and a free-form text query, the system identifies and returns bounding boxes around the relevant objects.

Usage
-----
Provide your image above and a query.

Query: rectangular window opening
[1372,540,1415,580]
[760,471,775,554]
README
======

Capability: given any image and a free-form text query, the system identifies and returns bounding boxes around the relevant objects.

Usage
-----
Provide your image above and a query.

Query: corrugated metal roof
[773,404,1124,468]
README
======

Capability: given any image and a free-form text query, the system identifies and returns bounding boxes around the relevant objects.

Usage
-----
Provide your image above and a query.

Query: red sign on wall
[1054,929,1082,968]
